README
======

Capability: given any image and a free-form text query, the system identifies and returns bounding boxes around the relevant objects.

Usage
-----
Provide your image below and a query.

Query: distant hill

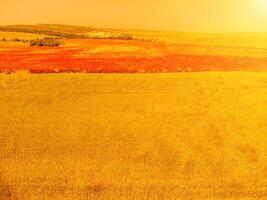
[0,24,95,38]
[1,24,267,48]
[0,24,133,40]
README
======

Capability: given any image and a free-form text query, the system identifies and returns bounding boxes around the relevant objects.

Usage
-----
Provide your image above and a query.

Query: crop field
[1,72,267,199]
[1,24,267,199]
[0,31,50,40]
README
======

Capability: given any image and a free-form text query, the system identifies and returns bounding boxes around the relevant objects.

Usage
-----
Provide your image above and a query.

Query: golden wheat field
[0,72,267,199]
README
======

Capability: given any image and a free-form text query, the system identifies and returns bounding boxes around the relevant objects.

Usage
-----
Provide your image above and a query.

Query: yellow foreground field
[1,72,267,199]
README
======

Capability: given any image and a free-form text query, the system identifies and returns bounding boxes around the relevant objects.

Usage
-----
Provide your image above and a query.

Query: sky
[1,0,267,33]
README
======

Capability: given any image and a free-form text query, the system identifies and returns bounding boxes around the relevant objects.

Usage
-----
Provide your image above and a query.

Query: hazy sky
[1,0,267,32]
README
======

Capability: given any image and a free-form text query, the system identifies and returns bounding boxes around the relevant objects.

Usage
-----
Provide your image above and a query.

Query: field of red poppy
[1,29,267,73]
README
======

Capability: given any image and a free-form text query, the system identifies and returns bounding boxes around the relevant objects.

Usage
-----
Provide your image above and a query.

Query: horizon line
[1,23,267,35]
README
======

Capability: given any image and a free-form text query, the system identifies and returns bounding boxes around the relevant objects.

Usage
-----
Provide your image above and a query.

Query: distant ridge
[0,24,134,40]
[0,24,95,38]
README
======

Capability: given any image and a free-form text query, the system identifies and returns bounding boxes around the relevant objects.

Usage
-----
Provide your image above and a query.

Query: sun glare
[258,0,267,9]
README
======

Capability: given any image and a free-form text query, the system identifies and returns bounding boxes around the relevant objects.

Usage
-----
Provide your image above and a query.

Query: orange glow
[1,0,267,32]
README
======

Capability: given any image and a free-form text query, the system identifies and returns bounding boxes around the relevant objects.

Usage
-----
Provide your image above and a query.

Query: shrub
[118,33,133,40]
[107,33,133,40]
[29,37,62,47]
[12,37,21,42]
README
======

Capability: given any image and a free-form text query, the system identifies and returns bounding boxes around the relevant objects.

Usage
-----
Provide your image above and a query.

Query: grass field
[1,72,267,199]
